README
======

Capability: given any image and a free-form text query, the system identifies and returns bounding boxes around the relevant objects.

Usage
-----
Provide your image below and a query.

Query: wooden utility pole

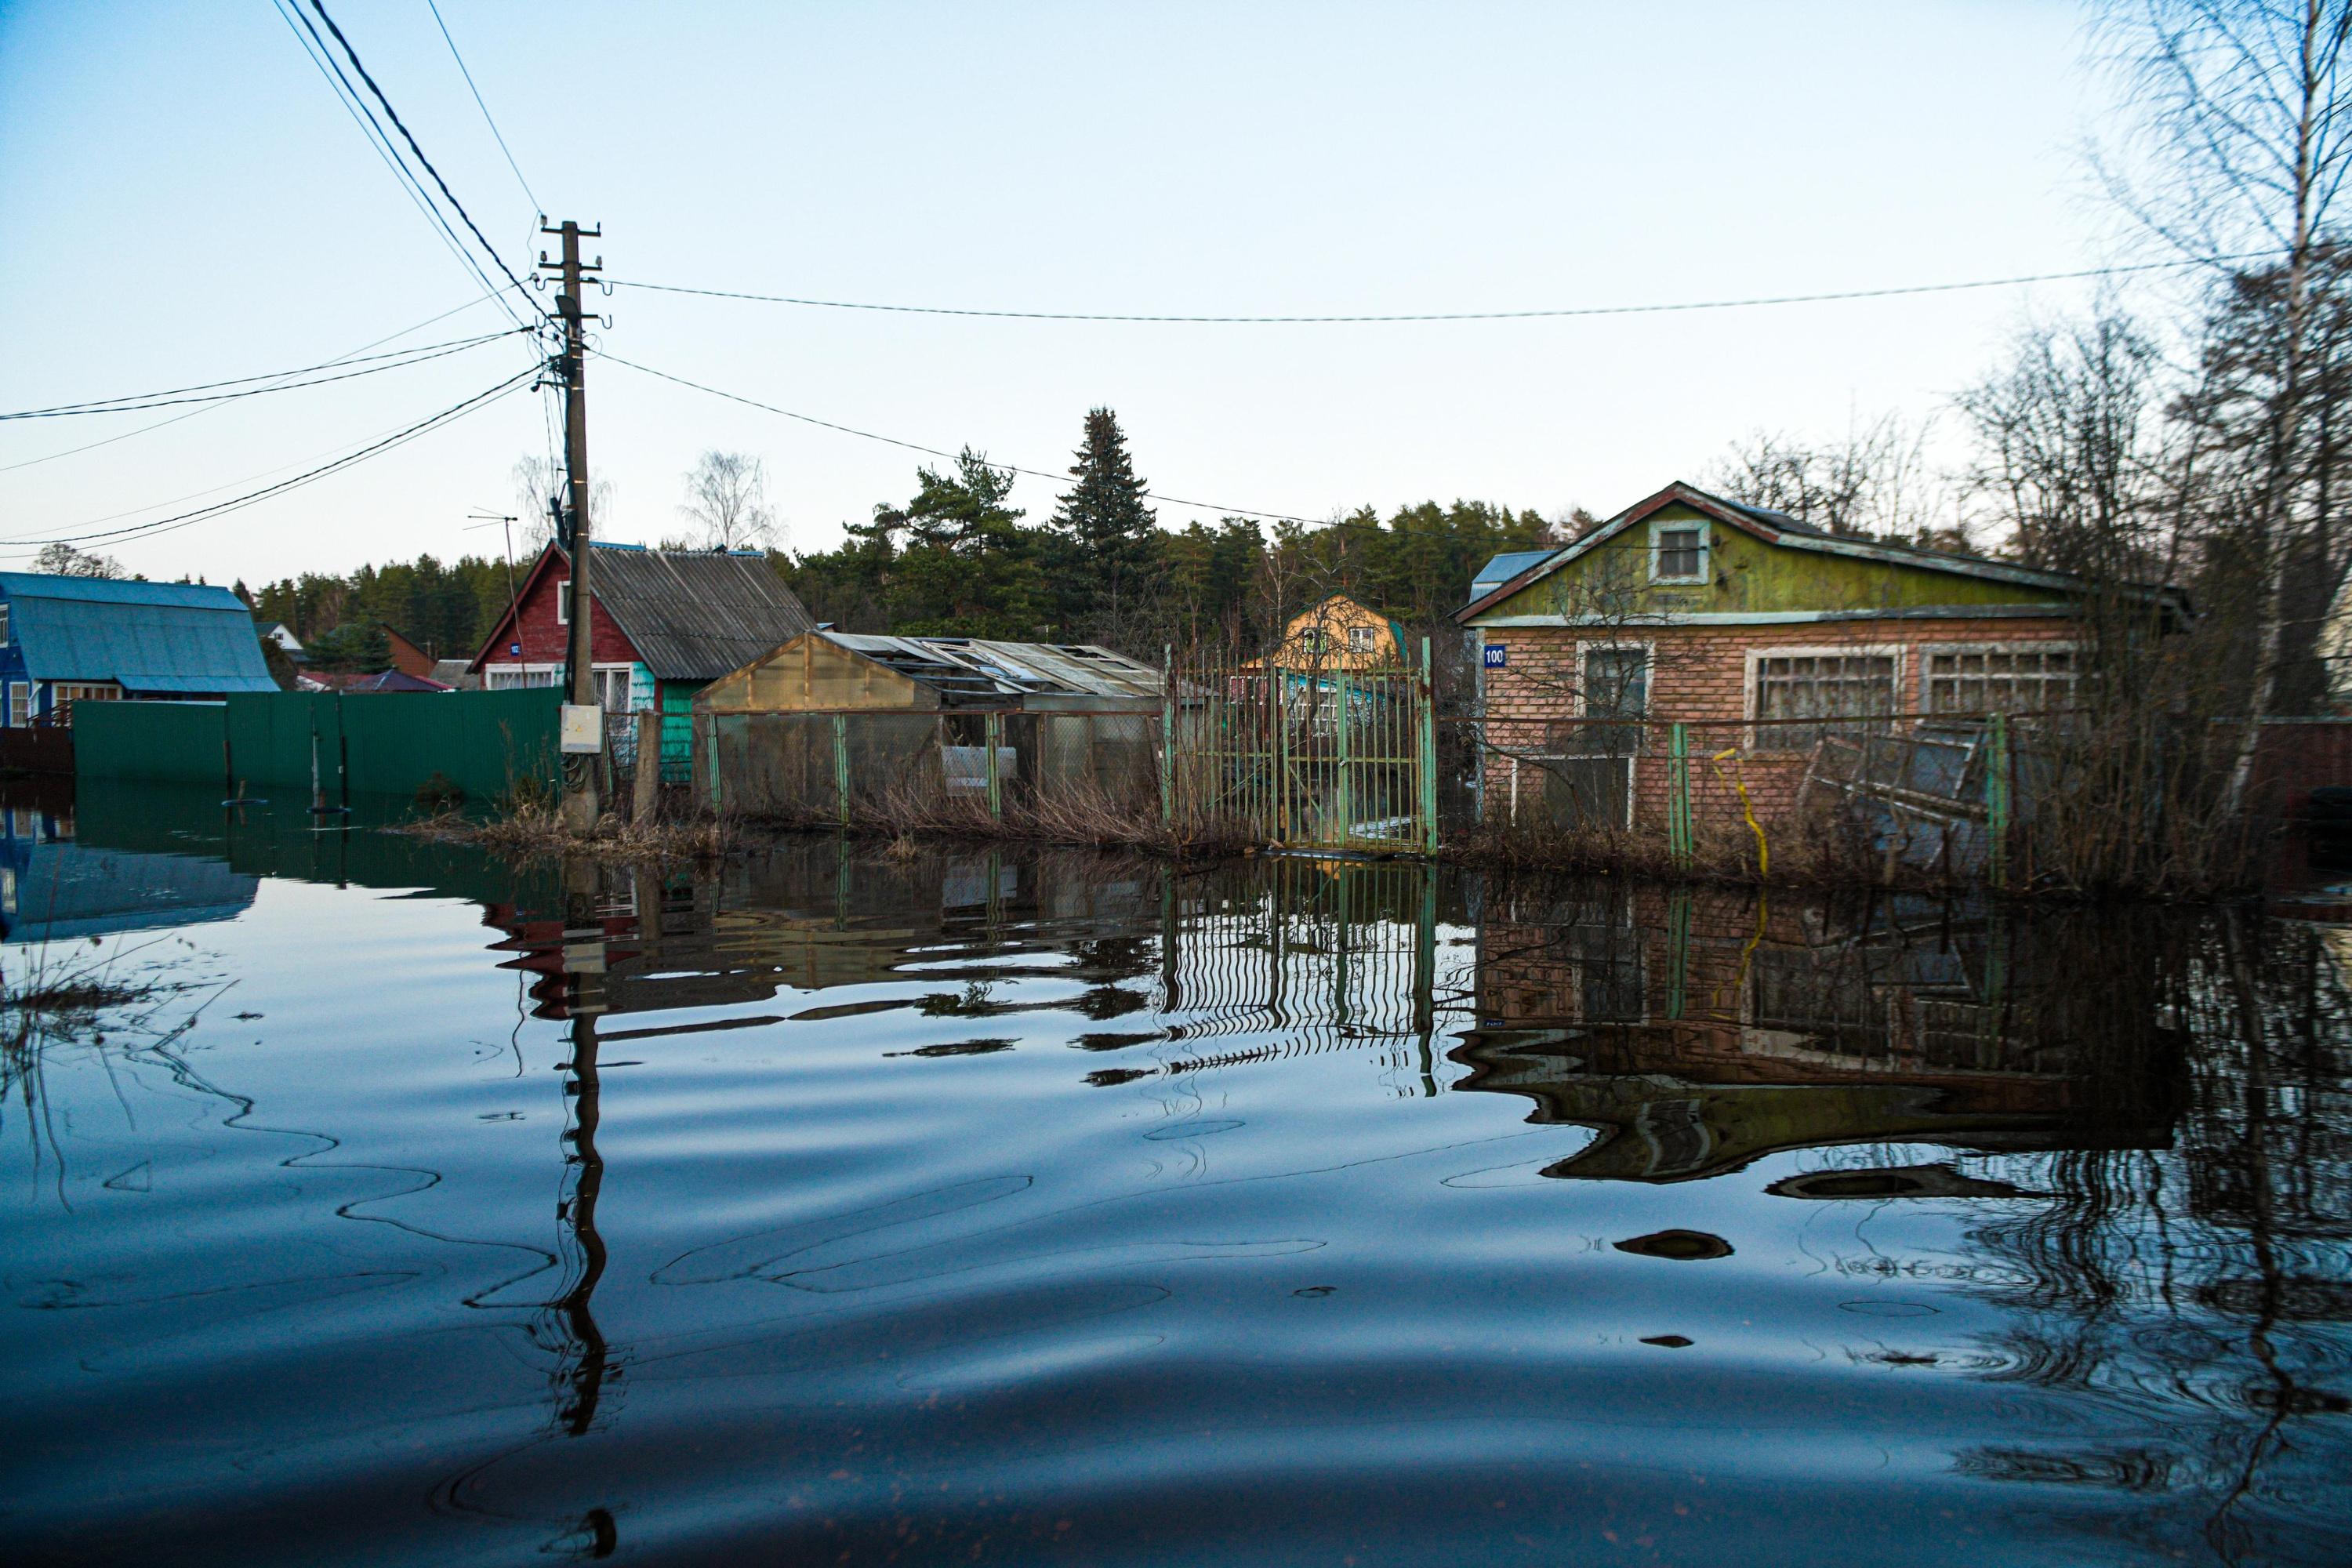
[544,220,603,829]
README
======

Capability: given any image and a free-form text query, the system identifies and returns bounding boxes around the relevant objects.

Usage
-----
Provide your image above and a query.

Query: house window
[1925,646,2077,716]
[1298,627,1327,655]
[556,585,571,626]
[50,682,120,727]
[1347,625,1379,655]
[1650,521,1708,583]
[1751,652,1898,751]
[0,605,12,644]
[5,684,22,729]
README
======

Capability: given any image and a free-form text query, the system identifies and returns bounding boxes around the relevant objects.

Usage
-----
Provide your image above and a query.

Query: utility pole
[543,220,603,829]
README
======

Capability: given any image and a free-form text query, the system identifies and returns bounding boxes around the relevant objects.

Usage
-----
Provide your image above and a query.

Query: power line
[0,290,513,474]
[607,252,2281,325]
[426,0,540,214]
[303,0,539,314]
[0,368,539,554]
[593,349,1328,527]
[0,328,531,420]
[274,0,526,331]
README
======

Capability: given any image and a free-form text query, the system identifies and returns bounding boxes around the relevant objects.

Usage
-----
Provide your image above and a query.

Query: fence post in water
[1417,638,1439,855]
[1668,722,1693,869]
[1665,887,1692,1019]
[832,712,849,826]
[633,709,660,822]
[1274,666,1291,846]
[985,711,1004,821]
[1985,710,2011,891]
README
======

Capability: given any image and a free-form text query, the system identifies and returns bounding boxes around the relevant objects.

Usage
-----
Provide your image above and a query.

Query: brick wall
[1475,616,2078,824]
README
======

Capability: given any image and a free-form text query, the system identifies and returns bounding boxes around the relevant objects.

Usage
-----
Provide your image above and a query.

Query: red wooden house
[466,542,815,780]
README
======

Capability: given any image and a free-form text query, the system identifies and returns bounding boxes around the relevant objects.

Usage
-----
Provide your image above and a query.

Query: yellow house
[1247,593,1406,671]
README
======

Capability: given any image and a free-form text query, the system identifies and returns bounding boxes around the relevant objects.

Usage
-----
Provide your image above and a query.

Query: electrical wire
[594,349,1328,527]
[606,252,2283,325]
[303,1,539,314]
[426,0,540,214]
[274,0,528,331]
[0,289,511,473]
[0,368,539,554]
[0,328,532,419]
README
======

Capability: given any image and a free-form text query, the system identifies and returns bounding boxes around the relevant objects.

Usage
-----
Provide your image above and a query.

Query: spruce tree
[1051,407,1159,638]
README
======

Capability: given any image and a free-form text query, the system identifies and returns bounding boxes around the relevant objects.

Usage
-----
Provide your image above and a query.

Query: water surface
[4,783,2347,1565]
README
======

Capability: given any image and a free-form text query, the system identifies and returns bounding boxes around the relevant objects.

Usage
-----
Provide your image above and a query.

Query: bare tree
[1705,412,1955,544]
[677,451,777,552]
[510,454,614,550]
[31,542,125,579]
[2096,0,2352,792]
[1956,309,2169,579]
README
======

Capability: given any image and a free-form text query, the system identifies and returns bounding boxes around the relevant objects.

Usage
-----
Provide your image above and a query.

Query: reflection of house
[0,574,278,727]
[0,804,256,942]
[1457,481,2190,829]
[466,543,816,780]
[1461,884,2181,1181]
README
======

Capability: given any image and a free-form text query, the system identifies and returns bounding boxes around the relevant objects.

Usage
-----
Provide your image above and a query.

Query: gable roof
[470,543,817,681]
[1456,480,2187,624]
[0,573,279,694]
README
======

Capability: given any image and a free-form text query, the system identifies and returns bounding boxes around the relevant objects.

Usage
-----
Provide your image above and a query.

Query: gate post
[985,711,1004,820]
[1668,722,1693,869]
[1160,645,1175,828]
[1274,666,1291,846]
[1417,638,1439,856]
[1334,666,1352,846]
[1985,710,2010,891]
[832,712,850,826]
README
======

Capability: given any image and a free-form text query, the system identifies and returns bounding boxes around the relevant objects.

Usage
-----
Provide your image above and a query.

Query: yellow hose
[1710,746,1768,880]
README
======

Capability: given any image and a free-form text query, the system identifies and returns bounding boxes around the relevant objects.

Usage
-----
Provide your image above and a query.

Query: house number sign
[1482,643,1508,670]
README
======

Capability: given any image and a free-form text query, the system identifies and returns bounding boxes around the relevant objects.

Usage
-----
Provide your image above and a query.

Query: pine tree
[1051,407,1159,637]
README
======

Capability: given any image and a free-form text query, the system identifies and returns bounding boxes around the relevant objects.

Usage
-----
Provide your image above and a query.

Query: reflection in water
[1,785,2347,1566]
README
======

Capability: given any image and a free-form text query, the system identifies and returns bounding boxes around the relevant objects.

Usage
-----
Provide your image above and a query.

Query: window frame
[1647,517,1710,585]
[0,604,12,645]
[1743,644,1905,753]
[1345,623,1381,655]
[555,583,572,626]
[1918,641,2080,718]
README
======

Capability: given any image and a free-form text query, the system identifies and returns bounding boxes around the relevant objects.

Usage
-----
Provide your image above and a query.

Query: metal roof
[577,544,816,681]
[0,573,278,693]
[1469,550,1557,602]
[824,633,1164,707]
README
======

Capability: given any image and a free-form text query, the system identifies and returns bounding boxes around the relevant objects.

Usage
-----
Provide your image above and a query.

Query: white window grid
[1921,643,2078,717]
[1744,645,1904,753]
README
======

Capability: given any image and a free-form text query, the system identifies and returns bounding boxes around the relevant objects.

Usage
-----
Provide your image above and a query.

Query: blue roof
[1469,550,1556,600]
[0,573,278,694]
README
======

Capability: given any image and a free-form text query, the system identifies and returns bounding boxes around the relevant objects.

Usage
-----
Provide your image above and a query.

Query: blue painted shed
[0,573,278,727]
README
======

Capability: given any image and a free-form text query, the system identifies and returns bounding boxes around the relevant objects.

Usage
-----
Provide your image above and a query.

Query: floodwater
[4,783,2349,1567]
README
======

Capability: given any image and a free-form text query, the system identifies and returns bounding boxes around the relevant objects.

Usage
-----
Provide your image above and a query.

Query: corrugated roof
[0,573,278,692]
[824,633,1164,706]
[579,545,815,681]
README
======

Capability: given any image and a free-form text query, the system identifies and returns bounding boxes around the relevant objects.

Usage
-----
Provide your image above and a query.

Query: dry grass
[397,799,730,863]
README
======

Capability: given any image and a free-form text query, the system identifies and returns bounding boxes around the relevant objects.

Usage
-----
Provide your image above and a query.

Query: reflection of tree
[1951,913,2352,1561]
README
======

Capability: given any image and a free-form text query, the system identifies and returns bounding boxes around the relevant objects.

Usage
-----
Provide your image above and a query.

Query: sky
[0,1,2145,589]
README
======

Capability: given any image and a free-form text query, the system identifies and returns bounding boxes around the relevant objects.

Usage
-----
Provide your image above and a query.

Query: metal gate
[1168,641,1438,853]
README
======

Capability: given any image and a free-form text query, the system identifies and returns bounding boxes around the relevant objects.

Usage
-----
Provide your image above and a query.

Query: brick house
[467,542,815,781]
[1457,481,2187,828]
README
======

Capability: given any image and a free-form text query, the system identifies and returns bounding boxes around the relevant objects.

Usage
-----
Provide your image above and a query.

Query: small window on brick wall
[1752,653,1896,751]
[1926,646,2076,716]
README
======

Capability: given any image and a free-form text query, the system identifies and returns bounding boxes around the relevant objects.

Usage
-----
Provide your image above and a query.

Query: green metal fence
[74,690,561,804]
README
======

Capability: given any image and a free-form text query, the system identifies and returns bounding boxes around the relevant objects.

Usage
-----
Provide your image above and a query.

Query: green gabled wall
[1483,501,2076,619]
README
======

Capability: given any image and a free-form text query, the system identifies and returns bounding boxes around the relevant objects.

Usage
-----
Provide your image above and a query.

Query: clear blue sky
[0,2,2131,587]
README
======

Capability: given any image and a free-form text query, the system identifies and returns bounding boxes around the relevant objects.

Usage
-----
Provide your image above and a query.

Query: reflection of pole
[556,1006,609,1436]
[554,862,612,1437]
[1160,867,1179,1011]
[1665,887,1692,1020]
[1335,862,1352,1027]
